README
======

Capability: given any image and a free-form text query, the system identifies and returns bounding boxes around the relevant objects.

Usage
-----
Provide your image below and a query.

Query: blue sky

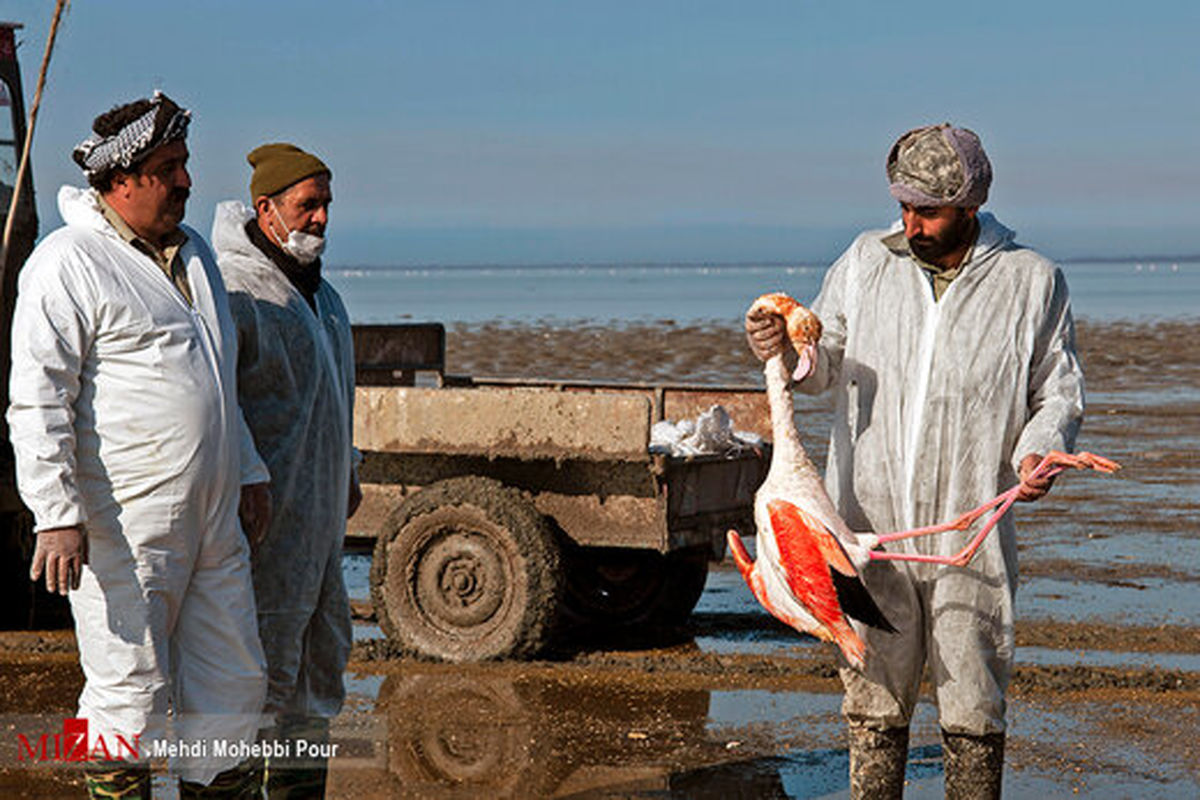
[5,1,1198,265]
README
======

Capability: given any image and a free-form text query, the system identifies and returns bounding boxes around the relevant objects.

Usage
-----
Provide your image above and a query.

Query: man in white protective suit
[745,124,1085,799]
[7,92,270,797]
[211,142,359,798]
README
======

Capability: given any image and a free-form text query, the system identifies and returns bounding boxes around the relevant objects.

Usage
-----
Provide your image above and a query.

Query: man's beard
[909,211,976,264]
[165,187,190,221]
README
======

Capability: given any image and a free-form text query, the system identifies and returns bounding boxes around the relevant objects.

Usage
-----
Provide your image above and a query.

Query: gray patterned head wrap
[72,90,191,179]
[886,123,991,208]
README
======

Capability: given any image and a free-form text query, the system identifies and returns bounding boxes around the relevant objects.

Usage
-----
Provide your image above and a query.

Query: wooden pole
[0,0,70,276]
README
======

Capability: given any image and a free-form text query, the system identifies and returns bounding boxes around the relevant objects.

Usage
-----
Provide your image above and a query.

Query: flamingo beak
[793,342,817,382]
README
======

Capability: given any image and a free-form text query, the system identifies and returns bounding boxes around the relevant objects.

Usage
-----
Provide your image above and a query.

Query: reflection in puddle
[326,668,1200,798]
[358,670,736,798]
[329,672,880,798]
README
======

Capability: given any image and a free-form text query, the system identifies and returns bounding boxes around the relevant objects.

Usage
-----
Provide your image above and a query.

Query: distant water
[325,260,1198,325]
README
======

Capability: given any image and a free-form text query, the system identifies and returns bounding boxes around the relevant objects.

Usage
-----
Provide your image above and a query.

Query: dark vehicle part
[561,544,709,629]
[0,22,61,630]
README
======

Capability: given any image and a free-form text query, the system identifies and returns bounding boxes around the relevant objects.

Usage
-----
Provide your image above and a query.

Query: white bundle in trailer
[649,404,763,456]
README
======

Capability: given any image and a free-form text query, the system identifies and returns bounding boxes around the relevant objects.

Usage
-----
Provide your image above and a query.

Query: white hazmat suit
[7,186,269,784]
[210,201,355,722]
[799,212,1084,735]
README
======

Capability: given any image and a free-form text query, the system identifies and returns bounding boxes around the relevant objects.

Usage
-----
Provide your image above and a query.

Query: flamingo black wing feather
[830,568,898,633]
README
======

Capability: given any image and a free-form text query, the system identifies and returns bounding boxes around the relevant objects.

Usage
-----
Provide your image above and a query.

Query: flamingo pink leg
[866,451,1119,568]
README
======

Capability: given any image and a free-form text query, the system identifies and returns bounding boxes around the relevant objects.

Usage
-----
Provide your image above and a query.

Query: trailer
[349,323,770,662]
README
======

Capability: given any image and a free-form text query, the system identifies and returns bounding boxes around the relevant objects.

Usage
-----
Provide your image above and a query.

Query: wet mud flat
[355,317,1198,797]
[333,569,1199,798]
[2,318,1197,797]
[445,316,1200,631]
[3,623,1196,799]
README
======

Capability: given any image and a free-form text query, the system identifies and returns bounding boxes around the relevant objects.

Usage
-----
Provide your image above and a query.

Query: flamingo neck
[764,353,807,467]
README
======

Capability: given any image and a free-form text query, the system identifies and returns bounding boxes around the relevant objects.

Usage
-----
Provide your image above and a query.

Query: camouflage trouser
[263,716,331,799]
[83,762,151,800]
[178,757,264,799]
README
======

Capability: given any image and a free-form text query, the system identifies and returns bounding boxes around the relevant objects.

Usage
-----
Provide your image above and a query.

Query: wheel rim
[413,528,508,630]
[372,477,564,661]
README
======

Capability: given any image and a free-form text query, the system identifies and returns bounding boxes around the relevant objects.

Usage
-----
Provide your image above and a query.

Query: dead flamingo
[728,292,1120,669]
[727,293,895,668]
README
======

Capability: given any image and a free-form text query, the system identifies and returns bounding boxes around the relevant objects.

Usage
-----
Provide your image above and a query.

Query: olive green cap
[247,142,330,199]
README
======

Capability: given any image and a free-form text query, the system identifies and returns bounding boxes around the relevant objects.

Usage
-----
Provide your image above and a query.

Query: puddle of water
[694,567,831,658]
[669,752,849,799]
[1017,646,1200,672]
[352,622,382,643]
[692,564,1200,660]
[343,672,386,699]
[343,552,372,602]
[702,527,1198,628]
[695,565,756,614]
[328,669,720,797]
[1026,530,1200,571]
[323,667,1198,799]
[1019,576,1196,626]
[694,635,818,658]
[1090,387,1200,405]
[708,689,841,732]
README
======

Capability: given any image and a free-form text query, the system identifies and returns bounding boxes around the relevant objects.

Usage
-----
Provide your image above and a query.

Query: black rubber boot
[942,729,1005,800]
[263,716,331,799]
[848,723,909,800]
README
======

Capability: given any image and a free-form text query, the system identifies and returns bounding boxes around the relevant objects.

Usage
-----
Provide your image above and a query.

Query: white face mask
[270,201,326,265]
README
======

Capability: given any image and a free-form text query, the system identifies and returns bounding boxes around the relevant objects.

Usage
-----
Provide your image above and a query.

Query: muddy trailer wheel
[370,476,564,661]
[562,545,709,629]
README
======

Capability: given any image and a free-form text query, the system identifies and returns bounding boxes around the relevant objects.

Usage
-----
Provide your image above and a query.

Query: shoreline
[444,318,1200,389]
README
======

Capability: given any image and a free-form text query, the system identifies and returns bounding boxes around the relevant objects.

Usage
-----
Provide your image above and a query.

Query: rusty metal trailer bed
[349,324,770,661]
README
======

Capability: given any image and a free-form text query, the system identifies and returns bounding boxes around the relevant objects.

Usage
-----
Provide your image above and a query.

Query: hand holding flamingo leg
[869,450,1120,567]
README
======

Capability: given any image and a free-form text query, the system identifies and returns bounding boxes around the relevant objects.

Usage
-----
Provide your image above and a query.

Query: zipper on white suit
[903,272,942,531]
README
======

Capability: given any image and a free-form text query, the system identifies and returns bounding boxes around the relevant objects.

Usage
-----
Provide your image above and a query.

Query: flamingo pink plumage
[729,292,1120,669]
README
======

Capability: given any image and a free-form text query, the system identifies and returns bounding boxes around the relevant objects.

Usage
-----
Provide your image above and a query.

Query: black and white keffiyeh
[72,90,191,178]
